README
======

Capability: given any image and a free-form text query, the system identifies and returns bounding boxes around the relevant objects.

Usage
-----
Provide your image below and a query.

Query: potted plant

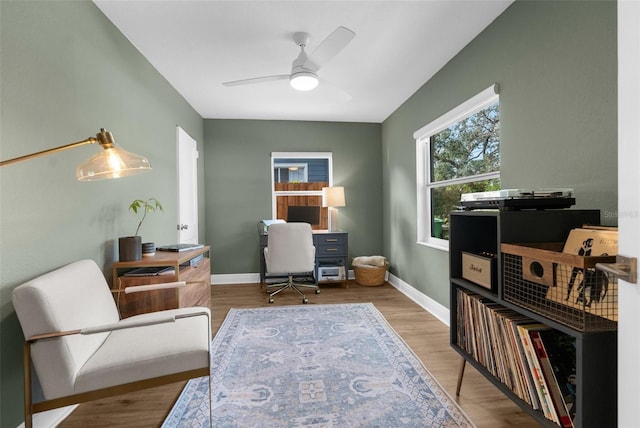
[119,197,164,261]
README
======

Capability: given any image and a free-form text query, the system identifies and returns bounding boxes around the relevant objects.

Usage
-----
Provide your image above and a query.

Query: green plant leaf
[129,197,163,236]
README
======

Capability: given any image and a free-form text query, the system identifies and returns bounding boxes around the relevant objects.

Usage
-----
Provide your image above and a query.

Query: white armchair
[11,259,211,428]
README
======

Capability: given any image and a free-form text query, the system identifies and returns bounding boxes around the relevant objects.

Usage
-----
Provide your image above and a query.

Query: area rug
[162,303,474,427]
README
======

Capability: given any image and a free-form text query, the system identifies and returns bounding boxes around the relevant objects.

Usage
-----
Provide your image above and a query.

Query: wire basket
[502,243,618,331]
[353,261,388,286]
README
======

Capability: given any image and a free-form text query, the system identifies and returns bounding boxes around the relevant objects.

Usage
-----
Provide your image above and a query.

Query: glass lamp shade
[76,146,151,181]
[289,71,319,91]
[322,186,346,207]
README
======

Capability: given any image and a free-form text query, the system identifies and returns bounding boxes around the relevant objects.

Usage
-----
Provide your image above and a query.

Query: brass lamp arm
[0,128,115,167]
[0,138,97,167]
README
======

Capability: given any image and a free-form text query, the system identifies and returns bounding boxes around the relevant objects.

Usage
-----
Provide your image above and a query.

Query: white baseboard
[210,272,450,327]
[16,405,77,428]
[386,272,450,327]
[211,273,260,284]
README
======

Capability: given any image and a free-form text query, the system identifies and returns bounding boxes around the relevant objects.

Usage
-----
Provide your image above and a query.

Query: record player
[458,188,575,211]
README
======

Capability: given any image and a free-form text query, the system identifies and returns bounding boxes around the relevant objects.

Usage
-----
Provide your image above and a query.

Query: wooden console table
[112,246,210,318]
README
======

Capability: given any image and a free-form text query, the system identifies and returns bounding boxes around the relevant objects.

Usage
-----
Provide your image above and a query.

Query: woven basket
[353,262,389,286]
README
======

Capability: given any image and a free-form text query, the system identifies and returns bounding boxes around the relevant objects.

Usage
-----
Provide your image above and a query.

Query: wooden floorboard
[58,281,538,427]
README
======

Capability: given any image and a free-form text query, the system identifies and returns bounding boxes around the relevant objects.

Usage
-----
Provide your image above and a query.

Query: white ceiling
[94,1,512,123]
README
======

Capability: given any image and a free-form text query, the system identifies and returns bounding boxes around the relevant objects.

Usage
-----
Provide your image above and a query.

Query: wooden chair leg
[456,357,466,396]
[23,342,33,428]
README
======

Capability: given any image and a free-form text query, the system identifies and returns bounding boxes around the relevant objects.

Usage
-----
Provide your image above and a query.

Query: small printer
[317,266,346,281]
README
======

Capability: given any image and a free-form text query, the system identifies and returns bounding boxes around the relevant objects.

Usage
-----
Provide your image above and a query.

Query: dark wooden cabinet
[449,210,617,428]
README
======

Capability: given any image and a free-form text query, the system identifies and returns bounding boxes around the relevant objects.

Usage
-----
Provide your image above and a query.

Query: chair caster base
[315,289,320,294]
[269,298,274,303]
[303,298,308,304]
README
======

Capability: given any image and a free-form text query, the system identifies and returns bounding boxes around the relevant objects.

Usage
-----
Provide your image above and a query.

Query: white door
[177,126,199,244]
[617,3,639,427]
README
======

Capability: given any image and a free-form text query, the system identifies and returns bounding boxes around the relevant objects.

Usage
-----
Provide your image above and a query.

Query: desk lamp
[0,128,151,181]
[322,186,346,232]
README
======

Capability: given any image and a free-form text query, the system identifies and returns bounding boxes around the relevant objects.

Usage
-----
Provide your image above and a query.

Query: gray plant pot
[142,242,156,257]
[119,236,142,261]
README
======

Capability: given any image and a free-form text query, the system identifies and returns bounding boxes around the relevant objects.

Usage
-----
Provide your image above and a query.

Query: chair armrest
[123,281,186,294]
[82,309,210,335]
[27,308,211,343]
[80,314,177,334]
[27,329,82,343]
[111,280,208,295]
[26,314,179,342]
[175,309,210,320]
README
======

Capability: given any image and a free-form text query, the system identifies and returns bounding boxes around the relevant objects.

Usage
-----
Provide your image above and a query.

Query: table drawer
[179,257,210,282]
[316,234,346,246]
[317,243,346,256]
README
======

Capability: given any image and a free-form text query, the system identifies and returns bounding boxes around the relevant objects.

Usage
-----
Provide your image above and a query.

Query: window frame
[270,152,333,223]
[273,162,309,183]
[415,84,500,251]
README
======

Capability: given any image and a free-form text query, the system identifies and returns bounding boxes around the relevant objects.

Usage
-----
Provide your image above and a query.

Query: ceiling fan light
[290,71,319,91]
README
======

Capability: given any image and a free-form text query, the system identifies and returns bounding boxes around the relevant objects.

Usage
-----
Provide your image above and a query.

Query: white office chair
[264,222,319,303]
[11,259,212,428]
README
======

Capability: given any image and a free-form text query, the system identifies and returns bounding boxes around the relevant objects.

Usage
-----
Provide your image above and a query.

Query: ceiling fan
[223,26,356,92]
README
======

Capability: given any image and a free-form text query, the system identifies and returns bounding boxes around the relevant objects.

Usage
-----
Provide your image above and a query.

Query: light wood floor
[59,282,538,427]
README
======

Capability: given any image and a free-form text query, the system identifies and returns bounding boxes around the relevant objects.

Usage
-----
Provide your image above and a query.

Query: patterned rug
[162,303,474,427]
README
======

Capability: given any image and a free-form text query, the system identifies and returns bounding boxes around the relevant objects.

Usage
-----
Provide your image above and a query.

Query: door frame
[176,126,199,244]
[617,2,640,426]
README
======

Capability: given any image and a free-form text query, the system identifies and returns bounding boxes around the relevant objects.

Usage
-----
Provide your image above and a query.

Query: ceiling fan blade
[223,75,289,87]
[320,79,352,103]
[305,26,355,72]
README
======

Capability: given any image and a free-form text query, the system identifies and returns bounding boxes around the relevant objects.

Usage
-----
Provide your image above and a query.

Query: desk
[259,231,348,284]
[112,246,210,318]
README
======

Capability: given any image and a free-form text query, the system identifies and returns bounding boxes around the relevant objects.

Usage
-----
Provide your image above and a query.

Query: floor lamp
[0,128,151,181]
[322,186,346,232]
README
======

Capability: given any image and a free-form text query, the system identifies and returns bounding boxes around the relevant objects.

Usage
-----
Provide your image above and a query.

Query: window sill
[416,238,449,252]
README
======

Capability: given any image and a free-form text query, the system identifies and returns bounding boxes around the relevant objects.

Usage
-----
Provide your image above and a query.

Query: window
[415,84,500,250]
[273,163,308,183]
[271,152,333,230]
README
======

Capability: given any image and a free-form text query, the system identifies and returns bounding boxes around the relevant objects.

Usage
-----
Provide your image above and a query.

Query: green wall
[382,0,617,306]
[0,1,205,426]
[0,0,618,426]
[204,119,383,275]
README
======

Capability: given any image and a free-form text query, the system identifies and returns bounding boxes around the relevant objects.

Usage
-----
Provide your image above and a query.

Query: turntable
[458,188,575,211]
